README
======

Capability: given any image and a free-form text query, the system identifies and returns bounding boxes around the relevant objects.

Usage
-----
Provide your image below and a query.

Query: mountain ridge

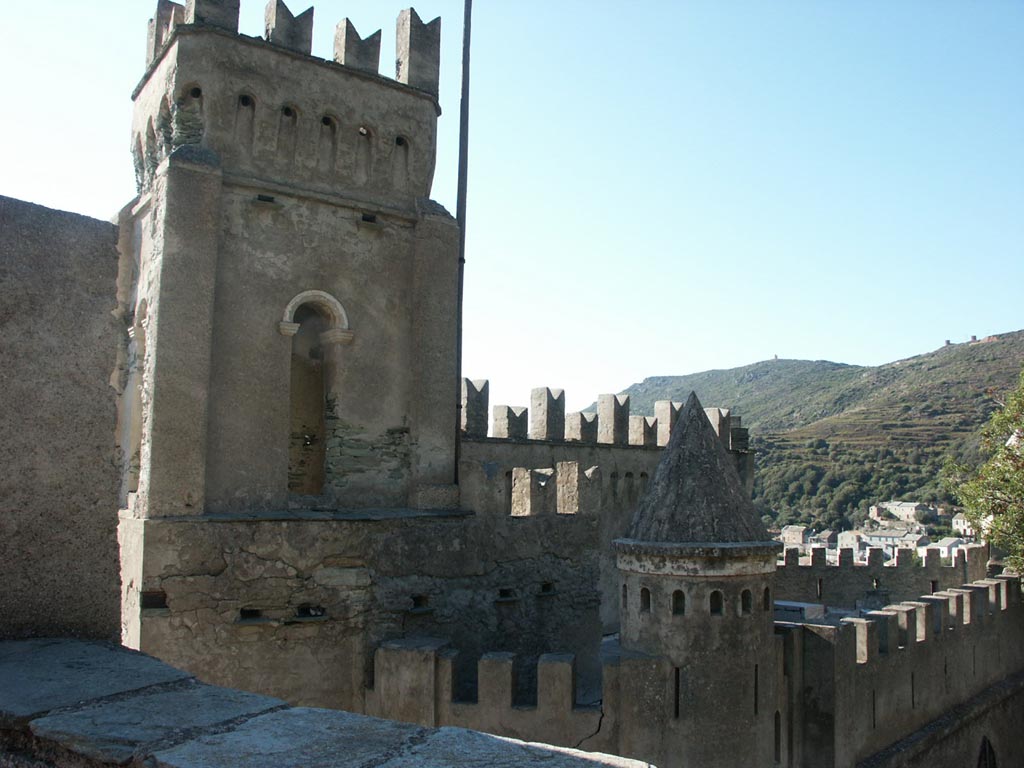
[604,330,1024,529]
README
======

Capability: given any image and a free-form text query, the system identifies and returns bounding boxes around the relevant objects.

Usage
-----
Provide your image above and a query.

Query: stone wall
[120,502,602,712]
[365,576,1024,767]
[0,197,121,640]
[460,438,659,633]
[121,20,459,520]
[459,390,755,632]
[775,545,988,609]
[857,673,1024,768]
[793,575,1024,768]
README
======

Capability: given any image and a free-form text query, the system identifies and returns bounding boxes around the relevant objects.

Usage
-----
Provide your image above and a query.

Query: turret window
[640,587,651,613]
[710,590,724,616]
[741,589,753,615]
[672,590,685,616]
[621,584,628,610]
[763,586,771,611]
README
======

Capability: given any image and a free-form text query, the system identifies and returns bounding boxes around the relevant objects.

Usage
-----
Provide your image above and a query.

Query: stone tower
[118,0,456,519]
[614,392,782,768]
[117,0,458,664]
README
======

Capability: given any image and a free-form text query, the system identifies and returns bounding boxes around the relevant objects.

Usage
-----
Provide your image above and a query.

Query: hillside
[616,331,1024,530]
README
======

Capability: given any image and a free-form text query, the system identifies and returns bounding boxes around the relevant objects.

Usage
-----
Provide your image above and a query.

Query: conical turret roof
[627,392,771,544]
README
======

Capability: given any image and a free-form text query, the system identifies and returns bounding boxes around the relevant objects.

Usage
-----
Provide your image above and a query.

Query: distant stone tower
[614,393,782,768]
[118,0,457,651]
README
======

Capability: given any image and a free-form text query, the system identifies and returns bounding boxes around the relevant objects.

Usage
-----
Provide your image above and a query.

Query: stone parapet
[0,638,648,767]
[801,575,1024,765]
[775,544,989,609]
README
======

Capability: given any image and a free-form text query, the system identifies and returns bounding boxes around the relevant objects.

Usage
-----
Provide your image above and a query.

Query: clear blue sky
[2,1,1022,411]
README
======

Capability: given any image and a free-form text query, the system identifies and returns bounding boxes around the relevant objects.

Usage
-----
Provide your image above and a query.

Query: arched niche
[279,290,353,497]
[279,290,354,346]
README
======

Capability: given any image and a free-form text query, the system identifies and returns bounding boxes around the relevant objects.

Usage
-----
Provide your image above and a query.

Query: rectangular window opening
[141,590,167,610]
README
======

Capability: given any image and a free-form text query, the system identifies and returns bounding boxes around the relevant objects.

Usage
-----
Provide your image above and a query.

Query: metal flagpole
[453,0,472,485]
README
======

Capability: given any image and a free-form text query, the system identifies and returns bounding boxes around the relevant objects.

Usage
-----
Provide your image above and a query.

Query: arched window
[621,584,628,610]
[280,291,354,498]
[391,134,410,189]
[741,589,753,615]
[763,586,772,611]
[640,587,651,613]
[287,304,329,495]
[174,83,205,148]
[672,590,685,616]
[236,94,256,157]
[355,125,373,185]
[710,590,724,616]
[318,115,339,173]
[278,104,300,163]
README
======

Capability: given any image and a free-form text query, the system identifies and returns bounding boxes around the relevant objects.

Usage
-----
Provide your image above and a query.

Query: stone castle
[1,2,1022,767]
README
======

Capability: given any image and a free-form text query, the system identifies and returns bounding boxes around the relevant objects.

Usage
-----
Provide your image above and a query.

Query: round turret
[614,392,782,768]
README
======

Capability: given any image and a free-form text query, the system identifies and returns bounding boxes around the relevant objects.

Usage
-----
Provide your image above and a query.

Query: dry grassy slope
[621,330,1024,451]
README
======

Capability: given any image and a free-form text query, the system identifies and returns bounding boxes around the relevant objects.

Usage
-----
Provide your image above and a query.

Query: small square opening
[141,590,167,610]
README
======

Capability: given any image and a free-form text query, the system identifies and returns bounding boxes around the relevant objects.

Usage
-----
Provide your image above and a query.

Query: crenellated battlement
[808,575,1024,762]
[366,576,1024,764]
[264,0,314,55]
[133,1,441,209]
[461,379,749,452]
[365,638,606,749]
[775,544,989,609]
[146,0,439,89]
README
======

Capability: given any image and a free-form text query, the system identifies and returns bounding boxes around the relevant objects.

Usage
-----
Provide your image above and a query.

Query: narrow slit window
[673,667,681,719]
[754,664,759,715]
[774,711,781,764]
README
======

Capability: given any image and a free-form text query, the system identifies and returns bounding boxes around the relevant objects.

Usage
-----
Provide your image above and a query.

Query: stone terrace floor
[0,639,649,767]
